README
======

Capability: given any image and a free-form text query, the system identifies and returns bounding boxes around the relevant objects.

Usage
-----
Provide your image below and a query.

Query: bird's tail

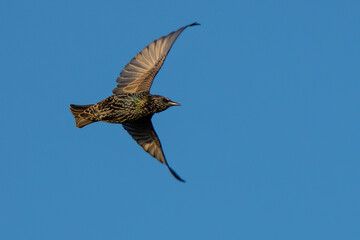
[70,104,96,128]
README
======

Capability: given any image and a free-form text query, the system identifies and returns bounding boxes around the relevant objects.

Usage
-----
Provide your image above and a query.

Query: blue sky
[1,0,360,239]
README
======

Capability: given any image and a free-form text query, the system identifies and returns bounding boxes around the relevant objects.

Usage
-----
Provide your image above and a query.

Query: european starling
[70,22,200,182]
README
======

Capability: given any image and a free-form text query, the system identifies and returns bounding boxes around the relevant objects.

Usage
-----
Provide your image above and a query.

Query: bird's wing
[122,117,185,182]
[112,22,200,95]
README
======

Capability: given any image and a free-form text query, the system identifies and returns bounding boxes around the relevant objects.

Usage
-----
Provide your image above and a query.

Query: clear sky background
[1,0,359,239]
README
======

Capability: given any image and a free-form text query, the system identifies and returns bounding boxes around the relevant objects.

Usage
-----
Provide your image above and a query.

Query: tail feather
[70,104,95,128]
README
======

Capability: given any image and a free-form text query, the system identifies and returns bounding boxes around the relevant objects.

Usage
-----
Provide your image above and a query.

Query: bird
[70,22,200,182]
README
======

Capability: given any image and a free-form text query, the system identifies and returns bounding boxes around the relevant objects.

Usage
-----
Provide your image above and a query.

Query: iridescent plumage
[70,22,199,182]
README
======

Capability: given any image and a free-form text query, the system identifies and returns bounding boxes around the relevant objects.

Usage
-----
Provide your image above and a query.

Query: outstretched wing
[112,22,200,95]
[122,117,185,182]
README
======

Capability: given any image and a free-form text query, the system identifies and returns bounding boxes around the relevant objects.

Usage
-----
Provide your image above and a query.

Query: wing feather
[112,22,200,95]
[122,117,185,182]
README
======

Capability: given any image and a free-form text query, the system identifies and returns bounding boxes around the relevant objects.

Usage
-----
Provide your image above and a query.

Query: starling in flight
[70,22,200,182]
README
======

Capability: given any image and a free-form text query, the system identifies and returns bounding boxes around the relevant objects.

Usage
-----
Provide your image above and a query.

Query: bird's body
[70,22,199,182]
[71,93,174,126]
[97,93,154,124]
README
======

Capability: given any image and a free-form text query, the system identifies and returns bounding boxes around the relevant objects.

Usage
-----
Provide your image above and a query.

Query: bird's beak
[168,101,181,106]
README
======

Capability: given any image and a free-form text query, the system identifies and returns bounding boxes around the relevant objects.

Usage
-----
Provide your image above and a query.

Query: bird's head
[152,95,181,112]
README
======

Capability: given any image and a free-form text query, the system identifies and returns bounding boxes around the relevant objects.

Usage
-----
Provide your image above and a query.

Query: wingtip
[168,166,186,183]
[189,22,200,27]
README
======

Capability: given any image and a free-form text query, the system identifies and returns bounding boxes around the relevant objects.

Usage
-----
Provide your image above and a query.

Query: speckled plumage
[81,93,153,122]
[70,22,199,182]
